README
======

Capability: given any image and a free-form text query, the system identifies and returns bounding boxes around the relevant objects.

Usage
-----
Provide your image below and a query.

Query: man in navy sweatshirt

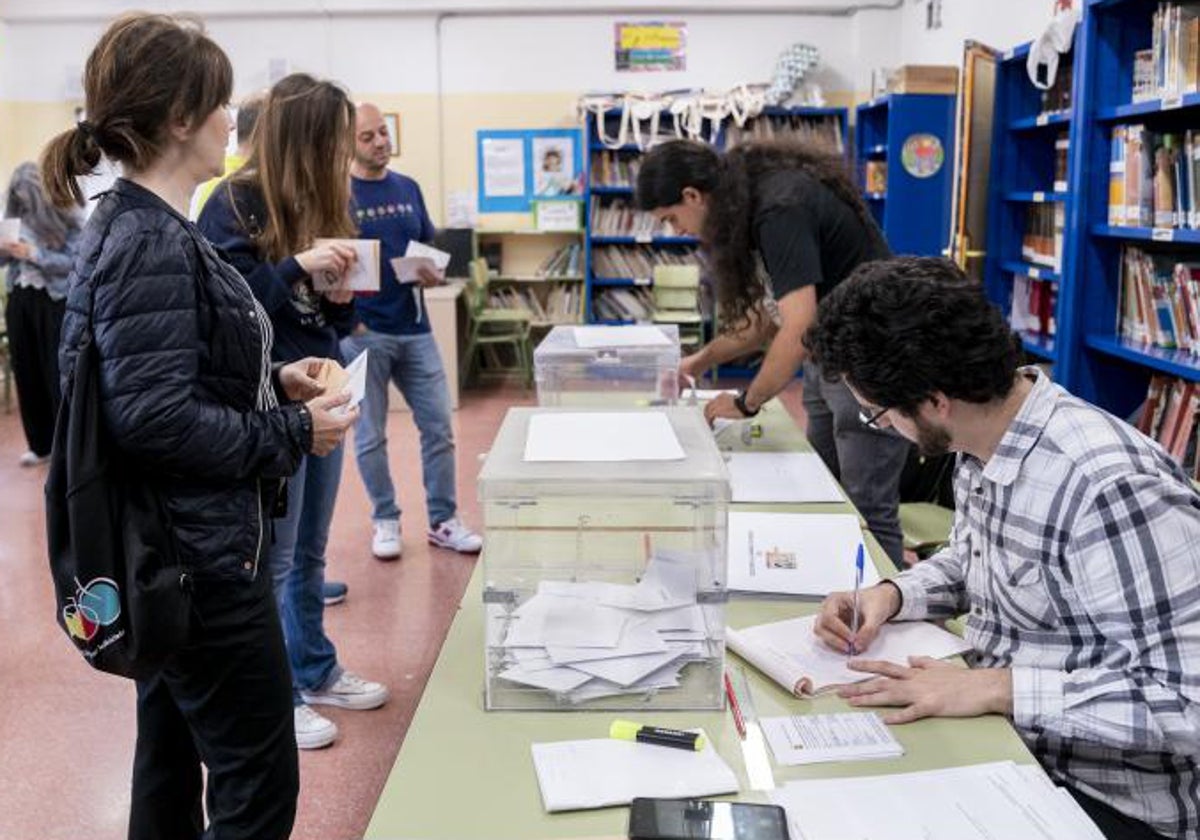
[341,103,482,559]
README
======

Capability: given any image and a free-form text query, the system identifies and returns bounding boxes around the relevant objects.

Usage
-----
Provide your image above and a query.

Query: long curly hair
[637,139,874,333]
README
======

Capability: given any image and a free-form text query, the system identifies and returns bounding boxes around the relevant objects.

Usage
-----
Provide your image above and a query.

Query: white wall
[899,0,1061,67]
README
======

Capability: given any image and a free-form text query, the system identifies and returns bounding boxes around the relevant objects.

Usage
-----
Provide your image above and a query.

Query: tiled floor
[0,378,804,840]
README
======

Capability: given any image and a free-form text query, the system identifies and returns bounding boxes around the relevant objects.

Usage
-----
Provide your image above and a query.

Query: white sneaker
[294,704,338,750]
[428,517,484,554]
[300,671,389,711]
[372,520,401,560]
[18,451,49,467]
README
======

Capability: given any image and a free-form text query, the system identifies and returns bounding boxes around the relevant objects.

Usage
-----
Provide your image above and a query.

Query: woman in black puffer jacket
[42,13,356,840]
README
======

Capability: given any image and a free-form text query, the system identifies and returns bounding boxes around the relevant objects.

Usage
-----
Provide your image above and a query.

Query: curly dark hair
[636,138,874,333]
[803,257,1020,414]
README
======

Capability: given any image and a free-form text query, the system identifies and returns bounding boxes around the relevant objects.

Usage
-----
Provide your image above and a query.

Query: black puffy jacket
[59,178,311,581]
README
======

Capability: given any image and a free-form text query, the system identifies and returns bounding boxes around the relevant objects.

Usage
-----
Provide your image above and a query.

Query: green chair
[899,501,955,561]
[461,258,533,389]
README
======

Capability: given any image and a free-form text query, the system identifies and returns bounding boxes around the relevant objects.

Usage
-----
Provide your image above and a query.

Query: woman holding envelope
[198,73,390,751]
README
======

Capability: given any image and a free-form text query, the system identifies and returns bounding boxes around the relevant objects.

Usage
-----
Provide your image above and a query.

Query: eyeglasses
[858,404,891,429]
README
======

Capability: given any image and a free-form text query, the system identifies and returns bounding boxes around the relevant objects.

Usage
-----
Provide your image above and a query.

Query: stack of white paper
[531,729,737,812]
[760,712,902,766]
[573,325,671,348]
[727,511,880,596]
[769,761,1105,840]
[726,614,973,697]
[728,452,844,503]
[523,411,685,462]
[495,550,715,702]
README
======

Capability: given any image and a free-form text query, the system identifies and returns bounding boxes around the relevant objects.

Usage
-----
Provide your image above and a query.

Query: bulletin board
[476,128,583,213]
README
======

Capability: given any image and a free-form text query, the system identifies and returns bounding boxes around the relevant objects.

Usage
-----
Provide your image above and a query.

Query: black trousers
[1068,787,1165,840]
[5,285,65,456]
[128,572,299,840]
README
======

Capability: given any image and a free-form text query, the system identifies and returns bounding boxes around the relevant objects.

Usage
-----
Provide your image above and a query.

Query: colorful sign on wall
[615,22,687,72]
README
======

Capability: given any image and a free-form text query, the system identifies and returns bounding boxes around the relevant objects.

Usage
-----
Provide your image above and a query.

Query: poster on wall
[477,128,583,213]
[614,21,687,72]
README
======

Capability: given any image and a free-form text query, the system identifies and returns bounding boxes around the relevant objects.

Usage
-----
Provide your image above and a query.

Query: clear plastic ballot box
[476,407,730,711]
[534,324,681,407]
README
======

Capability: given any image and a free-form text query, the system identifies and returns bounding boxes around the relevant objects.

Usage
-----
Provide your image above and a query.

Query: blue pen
[848,543,865,657]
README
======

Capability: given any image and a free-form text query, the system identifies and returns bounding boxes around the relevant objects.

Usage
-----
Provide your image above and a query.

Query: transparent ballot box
[534,324,681,407]
[477,407,730,711]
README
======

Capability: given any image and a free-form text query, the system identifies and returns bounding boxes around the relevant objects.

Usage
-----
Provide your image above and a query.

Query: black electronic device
[628,798,790,840]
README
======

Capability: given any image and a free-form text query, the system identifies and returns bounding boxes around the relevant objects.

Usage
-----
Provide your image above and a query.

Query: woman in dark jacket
[41,14,356,839]
[199,73,390,752]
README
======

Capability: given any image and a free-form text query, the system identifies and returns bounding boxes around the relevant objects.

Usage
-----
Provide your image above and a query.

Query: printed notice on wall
[615,22,686,72]
[481,137,525,198]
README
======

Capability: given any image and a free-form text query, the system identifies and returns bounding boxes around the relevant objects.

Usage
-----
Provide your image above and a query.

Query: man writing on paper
[806,257,1200,840]
[340,103,482,559]
[636,140,910,564]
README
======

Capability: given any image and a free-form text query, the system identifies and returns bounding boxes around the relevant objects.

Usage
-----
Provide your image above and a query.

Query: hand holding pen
[811,553,904,655]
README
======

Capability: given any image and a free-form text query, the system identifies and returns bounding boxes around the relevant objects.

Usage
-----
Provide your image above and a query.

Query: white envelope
[389,256,440,285]
[405,240,451,270]
[335,349,369,416]
[312,238,380,291]
[0,218,21,243]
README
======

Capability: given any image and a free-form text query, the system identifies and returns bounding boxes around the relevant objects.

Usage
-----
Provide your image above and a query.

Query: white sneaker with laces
[18,451,49,467]
[428,517,483,554]
[300,671,389,711]
[294,704,338,750]
[372,520,401,560]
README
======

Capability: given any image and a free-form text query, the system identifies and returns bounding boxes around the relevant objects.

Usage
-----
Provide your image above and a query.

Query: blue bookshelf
[583,105,848,326]
[1063,0,1200,420]
[854,93,956,257]
[983,40,1080,372]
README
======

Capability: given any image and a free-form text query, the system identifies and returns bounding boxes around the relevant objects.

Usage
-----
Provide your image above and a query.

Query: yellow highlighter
[610,720,706,751]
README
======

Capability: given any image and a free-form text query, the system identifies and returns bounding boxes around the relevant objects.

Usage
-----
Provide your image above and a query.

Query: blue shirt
[350,171,436,335]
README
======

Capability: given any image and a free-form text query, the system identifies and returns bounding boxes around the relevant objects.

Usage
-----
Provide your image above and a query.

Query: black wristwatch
[733,390,761,418]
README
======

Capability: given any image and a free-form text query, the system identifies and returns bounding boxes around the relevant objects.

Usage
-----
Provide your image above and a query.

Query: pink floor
[0,378,804,840]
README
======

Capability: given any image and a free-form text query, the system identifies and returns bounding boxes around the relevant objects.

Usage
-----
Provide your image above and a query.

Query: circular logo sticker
[901,133,945,179]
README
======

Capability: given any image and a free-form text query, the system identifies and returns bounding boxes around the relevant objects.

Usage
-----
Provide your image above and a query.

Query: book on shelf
[593,286,656,322]
[1054,131,1070,193]
[1010,273,1057,339]
[864,160,887,194]
[589,151,640,189]
[1021,203,1063,270]
[591,244,699,280]
[724,113,844,153]
[1135,2,1200,102]
[488,282,582,325]
[1039,54,1073,114]
[588,196,673,238]
[1118,245,1200,353]
[1137,374,1200,475]
[1109,124,1200,230]
[535,242,583,278]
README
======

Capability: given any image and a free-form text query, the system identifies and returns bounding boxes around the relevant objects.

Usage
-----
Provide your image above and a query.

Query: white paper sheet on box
[524,412,685,462]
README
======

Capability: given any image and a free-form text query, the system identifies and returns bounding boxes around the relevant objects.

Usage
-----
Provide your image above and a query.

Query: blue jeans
[340,329,457,527]
[801,360,908,565]
[268,446,344,706]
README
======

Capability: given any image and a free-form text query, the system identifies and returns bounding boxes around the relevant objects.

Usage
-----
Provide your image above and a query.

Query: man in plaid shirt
[807,257,1200,840]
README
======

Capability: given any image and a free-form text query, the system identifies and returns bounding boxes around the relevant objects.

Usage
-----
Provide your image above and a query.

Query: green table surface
[366,403,1034,839]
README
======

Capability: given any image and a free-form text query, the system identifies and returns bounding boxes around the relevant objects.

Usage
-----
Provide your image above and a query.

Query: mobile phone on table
[628,797,790,840]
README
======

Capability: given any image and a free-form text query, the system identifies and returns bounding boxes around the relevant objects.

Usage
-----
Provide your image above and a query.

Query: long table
[366,401,1033,839]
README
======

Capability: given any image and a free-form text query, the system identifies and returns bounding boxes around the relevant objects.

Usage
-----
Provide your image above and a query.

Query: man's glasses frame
[858,405,890,429]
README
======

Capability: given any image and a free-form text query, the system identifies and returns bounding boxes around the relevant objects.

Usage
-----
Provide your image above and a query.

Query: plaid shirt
[891,368,1200,839]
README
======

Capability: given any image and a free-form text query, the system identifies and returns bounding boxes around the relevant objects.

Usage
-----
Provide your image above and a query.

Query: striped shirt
[890,368,1200,839]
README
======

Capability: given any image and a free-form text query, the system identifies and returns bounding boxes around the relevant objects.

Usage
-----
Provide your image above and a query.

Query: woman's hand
[296,242,356,281]
[2,241,36,261]
[278,357,326,402]
[304,391,358,456]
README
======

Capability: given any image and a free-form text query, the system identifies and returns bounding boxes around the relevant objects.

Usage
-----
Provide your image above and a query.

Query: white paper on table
[726,614,972,696]
[727,512,880,596]
[0,218,20,242]
[541,599,628,648]
[761,713,902,766]
[389,256,439,285]
[531,730,737,812]
[405,240,451,271]
[497,663,592,693]
[523,412,685,462]
[334,349,369,416]
[312,238,380,291]
[768,761,1105,840]
[728,452,844,503]
[572,324,671,348]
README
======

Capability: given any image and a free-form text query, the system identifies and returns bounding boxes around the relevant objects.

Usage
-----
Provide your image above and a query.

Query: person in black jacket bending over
[199,74,390,751]
[636,140,911,564]
[43,14,355,840]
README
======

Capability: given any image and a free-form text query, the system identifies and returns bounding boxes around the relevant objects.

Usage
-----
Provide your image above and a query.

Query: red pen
[724,671,747,739]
